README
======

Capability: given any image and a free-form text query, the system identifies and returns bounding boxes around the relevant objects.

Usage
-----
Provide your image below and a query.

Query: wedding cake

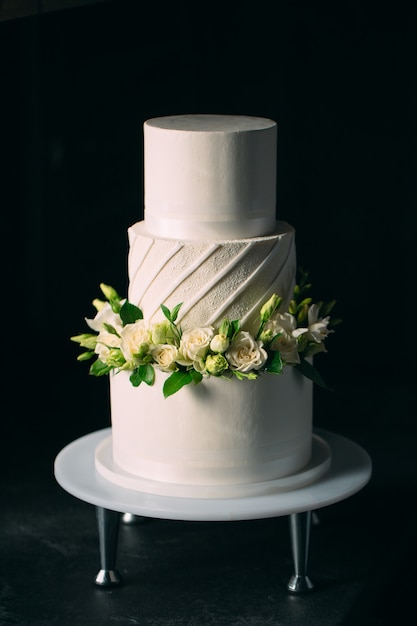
[73,114,335,498]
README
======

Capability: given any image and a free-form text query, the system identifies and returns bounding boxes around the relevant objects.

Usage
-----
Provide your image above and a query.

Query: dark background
[0,0,417,626]
[0,2,416,623]
[2,0,415,444]
[0,0,417,454]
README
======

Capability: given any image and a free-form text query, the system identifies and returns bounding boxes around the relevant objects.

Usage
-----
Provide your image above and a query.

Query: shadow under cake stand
[54,428,372,594]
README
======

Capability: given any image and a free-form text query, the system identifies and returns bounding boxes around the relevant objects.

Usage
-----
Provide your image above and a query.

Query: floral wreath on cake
[71,270,340,397]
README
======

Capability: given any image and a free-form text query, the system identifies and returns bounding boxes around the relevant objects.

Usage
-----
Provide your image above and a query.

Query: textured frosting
[128,220,296,335]
[144,114,277,240]
[109,367,312,486]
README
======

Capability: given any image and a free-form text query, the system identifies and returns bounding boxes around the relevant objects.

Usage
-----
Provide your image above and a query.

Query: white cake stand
[54,427,372,594]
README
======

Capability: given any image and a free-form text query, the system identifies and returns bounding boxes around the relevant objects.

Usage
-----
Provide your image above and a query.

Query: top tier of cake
[143,114,277,240]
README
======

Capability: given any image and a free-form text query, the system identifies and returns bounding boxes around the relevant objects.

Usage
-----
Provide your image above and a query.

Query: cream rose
[226,331,267,372]
[178,327,214,364]
[151,344,179,372]
[120,321,152,364]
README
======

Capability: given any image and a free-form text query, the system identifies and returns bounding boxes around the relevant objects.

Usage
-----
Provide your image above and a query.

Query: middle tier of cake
[128,220,296,336]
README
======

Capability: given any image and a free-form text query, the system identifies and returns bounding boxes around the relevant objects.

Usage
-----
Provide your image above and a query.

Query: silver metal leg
[312,511,320,526]
[93,507,315,591]
[121,512,146,525]
[94,506,123,587]
[287,511,314,593]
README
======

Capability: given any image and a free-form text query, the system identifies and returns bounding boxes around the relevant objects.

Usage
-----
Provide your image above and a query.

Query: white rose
[270,333,300,364]
[85,301,123,334]
[226,331,267,373]
[178,327,214,364]
[264,313,300,364]
[268,312,297,335]
[120,321,152,364]
[151,344,179,372]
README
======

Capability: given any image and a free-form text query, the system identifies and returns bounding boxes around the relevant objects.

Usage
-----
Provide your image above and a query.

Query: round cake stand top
[54,428,372,522]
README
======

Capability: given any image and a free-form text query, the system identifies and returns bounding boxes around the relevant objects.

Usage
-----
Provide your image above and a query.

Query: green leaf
[266,350,284,374]
[295,358,333,391]
[120,300,143,325]
[159,302,183,324]
[320,299,336,316]
[163,370,200,398]
[129,369,142,387]
[138,363,155,386]
[129,364,155,387]
[330,317,343,327]
[89,359,112,377]
[160,303,171,321]
[170,302,183,322]
[189,369,203,385]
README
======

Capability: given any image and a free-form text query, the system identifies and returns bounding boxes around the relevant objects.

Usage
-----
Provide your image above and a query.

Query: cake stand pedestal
[54,428,372,594]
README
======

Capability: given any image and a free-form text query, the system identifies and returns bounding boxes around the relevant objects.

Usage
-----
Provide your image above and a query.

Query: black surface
[1,1,416,624]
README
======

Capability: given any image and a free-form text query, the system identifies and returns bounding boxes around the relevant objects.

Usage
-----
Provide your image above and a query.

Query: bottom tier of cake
[104,366,314,490]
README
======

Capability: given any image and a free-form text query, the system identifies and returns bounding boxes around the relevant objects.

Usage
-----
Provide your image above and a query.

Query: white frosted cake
[73,114,335,498]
